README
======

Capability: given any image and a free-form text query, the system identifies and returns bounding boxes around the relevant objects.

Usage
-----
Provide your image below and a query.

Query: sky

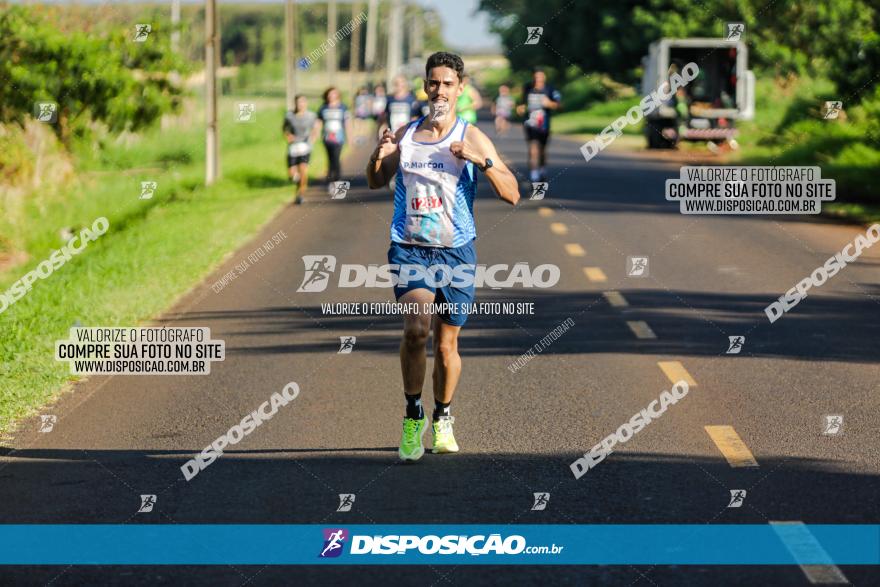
[417,0,500,53]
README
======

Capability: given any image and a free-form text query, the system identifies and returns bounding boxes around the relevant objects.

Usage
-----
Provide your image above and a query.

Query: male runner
[366,51,520,461]
[517,68,561,182]
[382,74,419,134]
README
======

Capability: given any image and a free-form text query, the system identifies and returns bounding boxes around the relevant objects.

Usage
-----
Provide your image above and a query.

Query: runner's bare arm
[452,125,520,205]
[366,125,407,189]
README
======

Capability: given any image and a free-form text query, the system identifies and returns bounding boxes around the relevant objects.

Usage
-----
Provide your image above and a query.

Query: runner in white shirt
[366,52,520,461]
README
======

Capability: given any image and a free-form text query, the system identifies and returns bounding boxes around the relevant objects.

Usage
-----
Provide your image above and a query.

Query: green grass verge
[0,94,330,434]
[551,97,643,136]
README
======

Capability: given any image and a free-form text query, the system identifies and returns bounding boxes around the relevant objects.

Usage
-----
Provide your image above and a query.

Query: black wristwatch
[479,158,494,172]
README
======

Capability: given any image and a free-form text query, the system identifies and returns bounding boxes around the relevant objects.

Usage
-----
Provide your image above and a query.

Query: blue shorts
[387,239,477,327]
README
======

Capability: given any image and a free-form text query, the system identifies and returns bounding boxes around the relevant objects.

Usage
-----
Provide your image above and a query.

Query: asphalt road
[2,119,879,586]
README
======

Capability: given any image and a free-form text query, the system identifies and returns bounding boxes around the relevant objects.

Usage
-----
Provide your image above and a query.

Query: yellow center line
[550,222,568,235]
[564,243,586,257]
[538,207,554,217]
[603,291,628,307]
[626,320,657,339]
[770,521,849,584]
[704,425,759,468]
[657,361,697,387]
[583,267,607,282]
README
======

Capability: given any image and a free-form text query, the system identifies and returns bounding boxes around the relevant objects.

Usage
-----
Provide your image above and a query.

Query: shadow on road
[167,286,880,363]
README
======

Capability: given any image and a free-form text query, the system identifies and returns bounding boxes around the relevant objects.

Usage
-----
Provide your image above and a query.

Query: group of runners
[286,53,561,461]
[282,66,561,204]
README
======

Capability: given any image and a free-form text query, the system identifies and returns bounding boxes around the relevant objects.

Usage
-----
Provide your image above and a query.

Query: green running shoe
[399,416,427,461]
[432,416,459,454]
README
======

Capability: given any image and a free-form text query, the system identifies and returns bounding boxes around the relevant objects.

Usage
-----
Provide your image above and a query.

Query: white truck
[641,38,755,149]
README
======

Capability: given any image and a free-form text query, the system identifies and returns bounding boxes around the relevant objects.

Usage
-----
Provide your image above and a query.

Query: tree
[0,7,186,145]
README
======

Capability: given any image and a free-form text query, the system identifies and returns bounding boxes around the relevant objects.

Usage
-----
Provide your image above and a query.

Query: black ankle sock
[405,394,424,420]
[433,401,451,421]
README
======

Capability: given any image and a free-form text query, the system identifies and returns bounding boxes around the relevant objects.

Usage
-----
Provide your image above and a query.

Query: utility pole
[171,0,181,53]
[349,2,362,99]
[386,0,403,89]
[411,7,423,62]
[204,0,219,185]
[284,0,298,111]
[327,0,337,86]
[364,0,378,74]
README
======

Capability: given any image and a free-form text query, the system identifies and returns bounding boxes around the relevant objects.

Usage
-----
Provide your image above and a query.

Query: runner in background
[282,95,318,205]
[492,84,514,136]
[382,75,419,134]
[315,87,353,188]
[371,82,388,136]
[414,79,431,118]
[353,86,372,145]
[456,74,482,125]
[517,68,561,182]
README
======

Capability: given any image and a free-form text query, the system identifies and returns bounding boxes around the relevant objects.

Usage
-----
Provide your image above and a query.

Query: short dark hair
[425,51,465,82]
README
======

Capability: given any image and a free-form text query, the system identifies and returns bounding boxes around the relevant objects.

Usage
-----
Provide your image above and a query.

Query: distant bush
[0,6,187,146]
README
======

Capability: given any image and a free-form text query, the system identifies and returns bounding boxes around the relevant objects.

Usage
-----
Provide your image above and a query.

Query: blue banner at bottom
[1,524,877,565]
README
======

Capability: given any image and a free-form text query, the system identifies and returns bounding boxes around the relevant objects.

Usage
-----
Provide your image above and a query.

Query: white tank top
[390,116,477,248]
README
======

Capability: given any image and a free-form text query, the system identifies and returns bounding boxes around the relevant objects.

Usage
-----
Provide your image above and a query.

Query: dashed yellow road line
[657,361,697,387]
[770,522,849,584]
[564,243,586,257]
[603,291,628,307]
[626,321,657,339]
[583,267,607,282]
[538,207,554,217]
[550,222,568,235]
[704,425,759,468]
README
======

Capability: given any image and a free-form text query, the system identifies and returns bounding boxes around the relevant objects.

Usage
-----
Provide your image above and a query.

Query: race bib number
[390,103,411,131]
[526,93,545,128]
[407,182,443,214]
[288,142,311,157]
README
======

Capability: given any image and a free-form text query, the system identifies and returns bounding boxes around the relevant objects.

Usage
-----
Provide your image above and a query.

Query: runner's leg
[432,319,462,405]
[399,288,435,394]
[297,161,309,192]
